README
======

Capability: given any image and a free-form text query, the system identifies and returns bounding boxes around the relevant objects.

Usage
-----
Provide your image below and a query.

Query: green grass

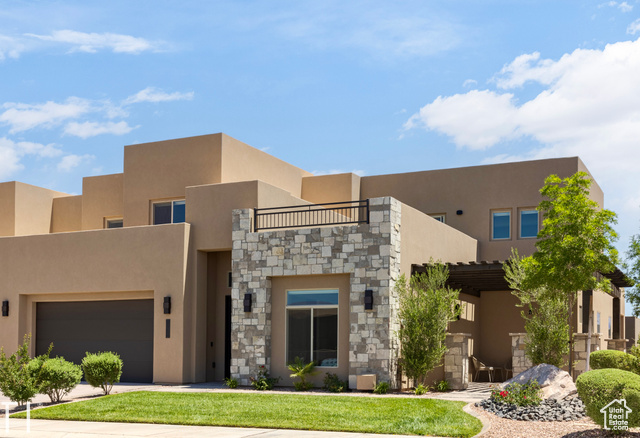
[14,391,482,437]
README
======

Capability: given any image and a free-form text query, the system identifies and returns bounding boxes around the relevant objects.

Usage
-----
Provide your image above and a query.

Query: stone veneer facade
[444,333,471,390]
[230,197,402,388]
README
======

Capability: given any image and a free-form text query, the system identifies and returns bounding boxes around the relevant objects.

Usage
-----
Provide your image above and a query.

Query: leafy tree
[505,249,569,368]
[396,264,461,386]
[625,234,640,316]
[518,171,619,375]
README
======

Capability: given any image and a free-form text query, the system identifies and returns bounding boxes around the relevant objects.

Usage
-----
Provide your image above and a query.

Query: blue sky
[2,1,640,310]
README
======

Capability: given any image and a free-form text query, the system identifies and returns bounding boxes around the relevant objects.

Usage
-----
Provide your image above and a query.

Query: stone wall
[605,338,627,352]
[230,197,402,387]
[444,333,471,389]
[510,333,533,376]
[573,333,601,378]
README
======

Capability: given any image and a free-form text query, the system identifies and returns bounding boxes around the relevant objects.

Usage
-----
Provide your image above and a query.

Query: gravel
[476,395,586,421]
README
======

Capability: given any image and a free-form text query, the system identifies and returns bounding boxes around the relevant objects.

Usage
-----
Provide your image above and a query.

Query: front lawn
[15,391,482,437]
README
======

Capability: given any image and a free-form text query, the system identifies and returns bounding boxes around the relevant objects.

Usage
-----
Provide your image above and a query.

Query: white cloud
[599,1,633,12]
[64,121,137,139]
[25,30,160,54]
[123,87,194,105]
[0,137,63,179]
[0,35,25,61]
[57,154,95,172]
[462,79,477,88]
[628,18,640,35]
[0,98,92,133]
[404,37,640,248]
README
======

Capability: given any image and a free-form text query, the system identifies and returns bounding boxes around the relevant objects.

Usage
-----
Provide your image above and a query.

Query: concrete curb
[464,403,491,438]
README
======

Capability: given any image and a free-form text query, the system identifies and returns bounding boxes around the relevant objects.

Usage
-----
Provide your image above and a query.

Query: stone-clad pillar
[444,333,471,389]
[606,338,628,352]
[573,333,601,379]
[510,333,532,376]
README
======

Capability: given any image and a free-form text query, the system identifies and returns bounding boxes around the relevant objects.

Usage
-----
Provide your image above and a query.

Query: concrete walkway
[1,382,492,437]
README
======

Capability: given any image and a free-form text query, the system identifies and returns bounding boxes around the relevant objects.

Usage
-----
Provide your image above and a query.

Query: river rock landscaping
[476,395,586,421]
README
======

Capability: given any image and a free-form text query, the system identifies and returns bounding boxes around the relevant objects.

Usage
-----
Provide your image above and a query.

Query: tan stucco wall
[0,223,190,383]
[362,157,596,261]
[123,134,224,227]
[82,173,124,230]
[592,289,615,350]
[478,291,525,369]
[301,173,361,204]
[51,195,83,233]
[221,134,311,198]
[271,274,351,386]
[0,182,16,237]
[400,203,477,276]
[15,183,67,236]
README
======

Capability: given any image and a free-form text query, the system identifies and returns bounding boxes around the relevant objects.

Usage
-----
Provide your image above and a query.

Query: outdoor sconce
[364,290,373,310]
[163,296,171,315]
[456,210,463,215]
[1,300,8,317]
[244,293,252,312]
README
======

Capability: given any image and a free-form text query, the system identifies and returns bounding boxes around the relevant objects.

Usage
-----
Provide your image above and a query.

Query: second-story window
[105,218,123,229]
[491,210,511,240]
[153,200,186,225]
[519,209,539,238]
[429,214,446,224]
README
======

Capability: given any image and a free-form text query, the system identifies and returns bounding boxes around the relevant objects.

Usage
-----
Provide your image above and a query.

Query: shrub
[0,335,44,406]
[373,381,390,394]
[81,352,123,395]
[224,377,238,389]
[323,373,347,393]
[576,368,640,429]
[414,383,429,395]
[250,365,280,390]
[490,380,541,407]
[34,357,82,402]
[434,380,450,392]
[287,357,316,391]
[590,350,640,374]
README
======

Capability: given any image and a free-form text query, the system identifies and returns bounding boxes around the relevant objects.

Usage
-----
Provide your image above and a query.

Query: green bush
[577,369,640,429]
[287,357,316,391]
[590,350,639,373]
[224,377,238,389]
[323,373,347,393]
[34,357,82,402]
[373,381,390,394]
[490,380,541,407]
[414,383,429,395]
[250,366,279,390]
[0,335,40,406]
[434,380,450,392]
[81,352,123,395]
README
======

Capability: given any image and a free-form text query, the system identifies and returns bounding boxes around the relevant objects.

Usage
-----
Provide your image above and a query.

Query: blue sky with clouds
[2,1,640,310]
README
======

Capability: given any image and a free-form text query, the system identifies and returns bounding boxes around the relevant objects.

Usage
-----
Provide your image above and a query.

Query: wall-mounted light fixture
[1,300,8,317]
[163,296,171,314]
[244,293,252,312]
[456,210,463,215]
[364,290,373,310]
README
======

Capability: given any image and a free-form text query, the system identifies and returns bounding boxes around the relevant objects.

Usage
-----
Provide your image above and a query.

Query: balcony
[253,200,369,232]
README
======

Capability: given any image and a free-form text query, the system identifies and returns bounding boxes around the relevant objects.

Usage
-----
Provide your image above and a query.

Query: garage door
[36,299,154,383]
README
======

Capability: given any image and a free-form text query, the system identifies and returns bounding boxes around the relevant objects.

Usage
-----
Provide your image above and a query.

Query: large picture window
[153,200,186,225]
[286,289,338,367]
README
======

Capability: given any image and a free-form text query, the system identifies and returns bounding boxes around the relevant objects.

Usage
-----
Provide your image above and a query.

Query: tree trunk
[568,297,574,378]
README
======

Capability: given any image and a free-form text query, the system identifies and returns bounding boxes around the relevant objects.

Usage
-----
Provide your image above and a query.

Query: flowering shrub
[250,366,280,390]
[490,380,541,407]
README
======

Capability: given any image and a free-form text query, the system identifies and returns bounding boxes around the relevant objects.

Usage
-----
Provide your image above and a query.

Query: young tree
[625,234,640,317]
[505,249,569,368]
[519,171,619,375]
[396,264,461,386]
[0,335,43,406]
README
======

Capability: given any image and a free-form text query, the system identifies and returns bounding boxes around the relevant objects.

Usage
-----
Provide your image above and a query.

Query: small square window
[520,209,539,238]
[105,218,123,229]
[153,200,186,225]
[491,211,511,240]
[429,214,446,224]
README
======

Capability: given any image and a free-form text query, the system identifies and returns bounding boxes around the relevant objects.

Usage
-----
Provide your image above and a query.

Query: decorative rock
[501,363,576,400]
[475,395,586,422]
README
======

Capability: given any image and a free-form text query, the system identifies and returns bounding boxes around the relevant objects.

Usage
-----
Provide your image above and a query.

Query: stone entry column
[510,333,532,376]
[573,333,601,379]
[444,333,471,390]
[605,338,628,352]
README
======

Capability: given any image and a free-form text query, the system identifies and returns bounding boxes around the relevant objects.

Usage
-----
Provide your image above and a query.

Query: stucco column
[444,333,471,390]
[510,333,532,376]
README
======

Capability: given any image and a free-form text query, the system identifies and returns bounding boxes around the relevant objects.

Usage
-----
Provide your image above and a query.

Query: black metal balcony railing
[254,200,369,232]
